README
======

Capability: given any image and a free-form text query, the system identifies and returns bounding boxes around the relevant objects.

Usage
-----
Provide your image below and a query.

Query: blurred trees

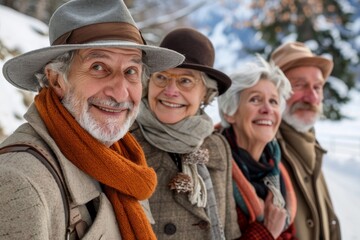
[126,0,205,44]
[250,0,360,119]
[0,0,201,44]
[1,0,359,120]
[0,0,66,23]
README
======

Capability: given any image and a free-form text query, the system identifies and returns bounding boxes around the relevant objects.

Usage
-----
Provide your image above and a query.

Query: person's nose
[303,87,321,104]
[104,74,129,102]
[259,101,272,114]
[163,78,180,97]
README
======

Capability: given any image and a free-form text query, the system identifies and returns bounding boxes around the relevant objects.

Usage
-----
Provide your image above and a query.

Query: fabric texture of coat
[0,104,129,239]
[130,121,240,240]
[276,122,341,240]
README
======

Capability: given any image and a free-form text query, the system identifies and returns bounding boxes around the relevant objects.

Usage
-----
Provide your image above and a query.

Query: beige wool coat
[0,105,124,239]
[276,122,341,240]
[130,121,240,240]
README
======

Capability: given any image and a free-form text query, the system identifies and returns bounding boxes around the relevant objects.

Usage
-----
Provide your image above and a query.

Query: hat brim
[2,41,184,92]
[176,62,231,95]
[281,56,333,80]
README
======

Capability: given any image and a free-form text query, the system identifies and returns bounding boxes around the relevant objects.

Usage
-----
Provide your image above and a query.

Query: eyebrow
[161,71,199,79]
[247,90,279,98]
[81,51,143,65]
[81,51,109,61]
[289,76,324,83]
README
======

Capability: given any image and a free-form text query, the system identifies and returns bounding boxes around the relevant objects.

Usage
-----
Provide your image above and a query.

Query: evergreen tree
[251,0,360,120]
[2,0,358,120]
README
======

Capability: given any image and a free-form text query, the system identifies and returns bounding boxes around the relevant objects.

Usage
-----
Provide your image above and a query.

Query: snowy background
[0,4,359,239]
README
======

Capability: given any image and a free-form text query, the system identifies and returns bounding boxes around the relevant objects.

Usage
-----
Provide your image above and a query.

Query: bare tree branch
[137,0,207,29]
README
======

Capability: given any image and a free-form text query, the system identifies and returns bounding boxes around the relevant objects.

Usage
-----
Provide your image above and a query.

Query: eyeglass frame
[150,71,205,91]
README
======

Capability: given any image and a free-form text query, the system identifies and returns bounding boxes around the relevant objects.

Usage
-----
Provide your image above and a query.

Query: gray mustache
[291,102,319,113]
[88,97,134,109]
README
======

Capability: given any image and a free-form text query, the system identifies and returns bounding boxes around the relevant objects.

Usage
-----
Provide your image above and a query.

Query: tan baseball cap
[270,42,333,80]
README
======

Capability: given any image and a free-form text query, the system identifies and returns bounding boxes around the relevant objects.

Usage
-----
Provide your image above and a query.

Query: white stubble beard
[62,89,139,146]
[282,102,323,133]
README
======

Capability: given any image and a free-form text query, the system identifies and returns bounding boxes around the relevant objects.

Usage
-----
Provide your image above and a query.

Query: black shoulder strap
[0,144,70,239]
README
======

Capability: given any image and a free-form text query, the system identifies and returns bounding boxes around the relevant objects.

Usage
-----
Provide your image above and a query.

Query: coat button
[164,223,176,235]
[306,219,314,228]
[304,176,310,182]
[197,220,209,230]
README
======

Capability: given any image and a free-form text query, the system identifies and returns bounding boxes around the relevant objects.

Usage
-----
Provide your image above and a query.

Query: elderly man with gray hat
[0,0,184,239]
[270,42,341,240]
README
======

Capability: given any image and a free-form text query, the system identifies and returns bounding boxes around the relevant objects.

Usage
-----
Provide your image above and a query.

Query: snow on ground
[323,159,360,240]
[0,3,359,238]
[206,91,360,239]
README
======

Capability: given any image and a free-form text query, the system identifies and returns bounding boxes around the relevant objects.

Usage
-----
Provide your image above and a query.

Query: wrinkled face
[283,66,324,132]
[47,48,143,146]
[148,68,207,124]
[225,79,281,147]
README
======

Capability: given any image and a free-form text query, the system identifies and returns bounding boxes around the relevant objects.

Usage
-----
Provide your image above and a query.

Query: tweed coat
[130,121,240,240]
[0,104,124,239]
[276,122,341,240]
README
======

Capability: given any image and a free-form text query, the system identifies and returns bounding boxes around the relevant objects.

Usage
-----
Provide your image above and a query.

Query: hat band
[52,22,144,45]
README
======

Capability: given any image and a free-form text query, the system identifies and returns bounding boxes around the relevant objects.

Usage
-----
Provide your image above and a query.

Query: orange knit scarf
[34,88,157,240]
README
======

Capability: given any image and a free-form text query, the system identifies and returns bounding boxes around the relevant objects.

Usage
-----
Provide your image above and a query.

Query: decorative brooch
[168,148,209,194]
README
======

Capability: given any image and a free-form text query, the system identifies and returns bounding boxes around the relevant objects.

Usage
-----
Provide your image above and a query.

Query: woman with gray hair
[218,56,297,239]
[130,28,240,239]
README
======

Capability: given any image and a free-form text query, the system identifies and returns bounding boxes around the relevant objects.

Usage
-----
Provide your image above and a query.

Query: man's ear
[46,68,66,98]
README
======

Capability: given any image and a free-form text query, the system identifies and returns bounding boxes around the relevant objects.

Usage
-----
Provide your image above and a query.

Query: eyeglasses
[151,72,201,91]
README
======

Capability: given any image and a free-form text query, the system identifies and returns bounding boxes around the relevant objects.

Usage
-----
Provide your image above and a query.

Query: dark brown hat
[159,28,231,95]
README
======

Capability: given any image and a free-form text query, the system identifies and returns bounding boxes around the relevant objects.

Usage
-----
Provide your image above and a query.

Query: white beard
[62,89,139,146]
[282,102,322,133]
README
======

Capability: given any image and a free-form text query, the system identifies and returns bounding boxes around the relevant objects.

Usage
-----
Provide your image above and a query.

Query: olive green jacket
[276,122,341,240]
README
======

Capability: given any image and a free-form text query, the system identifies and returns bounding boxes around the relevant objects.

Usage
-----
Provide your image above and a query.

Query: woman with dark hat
[130,28,240,239]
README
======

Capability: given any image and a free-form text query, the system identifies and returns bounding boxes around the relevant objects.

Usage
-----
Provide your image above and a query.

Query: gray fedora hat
[2,0,185,92]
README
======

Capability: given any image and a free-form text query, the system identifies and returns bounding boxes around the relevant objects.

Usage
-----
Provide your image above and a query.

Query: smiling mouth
[160,100,184,108]
[93,104,128,113]
[253,120,273,126]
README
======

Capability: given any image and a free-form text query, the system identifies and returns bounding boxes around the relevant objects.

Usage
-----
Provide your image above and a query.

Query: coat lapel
[173,190,210,222]
[25,104,102,205]
[132,122,210,222]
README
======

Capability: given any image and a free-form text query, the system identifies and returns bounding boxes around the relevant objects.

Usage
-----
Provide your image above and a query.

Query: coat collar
[278,121,326,174]
[24,104,101,205]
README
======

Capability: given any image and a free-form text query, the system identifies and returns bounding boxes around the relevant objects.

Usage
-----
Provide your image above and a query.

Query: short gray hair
[218,54,292,128]
[36,51,75,87]
[36,50,150,88]
[201,73,218,106]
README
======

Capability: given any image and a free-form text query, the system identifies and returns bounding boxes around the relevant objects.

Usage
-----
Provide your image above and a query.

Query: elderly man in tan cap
[0,0,184,239]
[271,42,341,240]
